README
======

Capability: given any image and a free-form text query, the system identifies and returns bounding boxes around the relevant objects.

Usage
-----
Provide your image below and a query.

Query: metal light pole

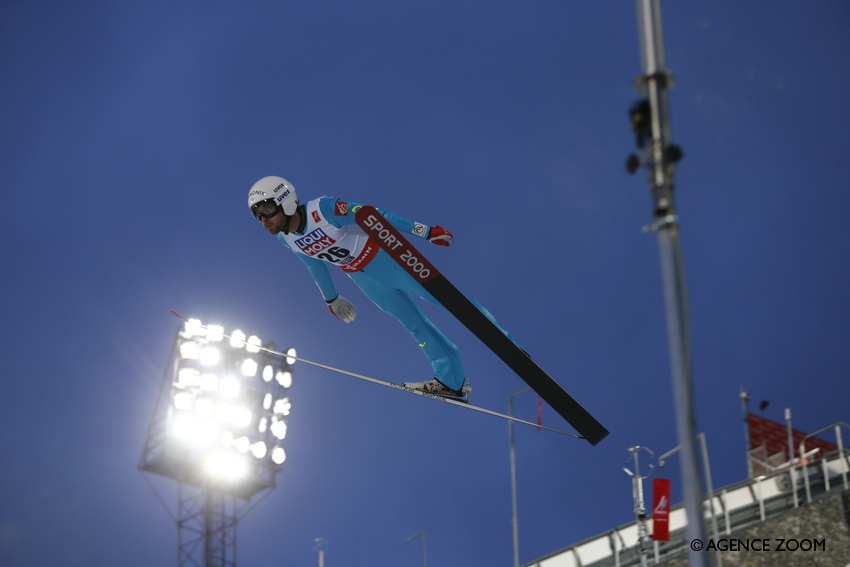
[406,531,426,567]
[314,538,327,567]
[626,2,708,566]
[623,447,654,567]
[786,408,799,508]
[508,387,532,567]
[740,389,753,477]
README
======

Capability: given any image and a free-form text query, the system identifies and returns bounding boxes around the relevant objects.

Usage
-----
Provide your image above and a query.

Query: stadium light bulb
[172,415,218,445]
[234,408,251,428]
[221,430,234,448]
[172,415,193,437]
[216,403,234,422]
[184,319,204,337]
[220,377,240,398]
[230,329,246,348]
[178,368,201,387]
[271,446,286,465]
[263,393,272,410]
[206,325,224,341]
[235,436,250,453]
[258,417,267,433]
[206,452,247,479]
[180,341,201,360]
[199,347,220,366]
[246,335,262,353]
[286,348,297,365]
[273,398,291,416]
[200,373,218,392]
[241,359,258,377]
[173,392,194,410]
[251,441,267,459]
[195,398,214,416]
[262,365,274,382]
[276,371,293,388]
[270,420,287,440]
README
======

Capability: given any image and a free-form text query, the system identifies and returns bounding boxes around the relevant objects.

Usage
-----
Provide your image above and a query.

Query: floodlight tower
[140,317,296,567]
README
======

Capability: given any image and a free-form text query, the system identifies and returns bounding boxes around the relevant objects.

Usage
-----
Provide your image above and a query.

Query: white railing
[799,422,850,504]
[524,448,849,567]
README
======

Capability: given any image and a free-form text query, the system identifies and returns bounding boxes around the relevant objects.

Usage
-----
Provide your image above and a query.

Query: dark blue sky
[2,1,849,566]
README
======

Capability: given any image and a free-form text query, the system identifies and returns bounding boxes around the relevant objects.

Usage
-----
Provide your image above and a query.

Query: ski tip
[170,310,188,322]
[585,429,610,446]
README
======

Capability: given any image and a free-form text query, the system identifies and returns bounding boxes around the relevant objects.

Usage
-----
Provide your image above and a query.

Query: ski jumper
[277,197,520,391]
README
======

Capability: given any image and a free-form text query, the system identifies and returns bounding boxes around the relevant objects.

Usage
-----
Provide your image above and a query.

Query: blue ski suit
[277,196,519,390]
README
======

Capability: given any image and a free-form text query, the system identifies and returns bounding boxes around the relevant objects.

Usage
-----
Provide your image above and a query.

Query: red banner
[651,478,671,541]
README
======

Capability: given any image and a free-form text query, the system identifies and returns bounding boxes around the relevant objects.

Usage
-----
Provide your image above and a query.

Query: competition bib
[283,198,378,272]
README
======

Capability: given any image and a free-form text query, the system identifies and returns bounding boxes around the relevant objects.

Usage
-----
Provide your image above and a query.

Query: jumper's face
[251,199,286,234]
[261,208,287,234]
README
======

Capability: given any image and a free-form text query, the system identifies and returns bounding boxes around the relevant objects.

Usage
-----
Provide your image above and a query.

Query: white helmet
[247,176,299,216]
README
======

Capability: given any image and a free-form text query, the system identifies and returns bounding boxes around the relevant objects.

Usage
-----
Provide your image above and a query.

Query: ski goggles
[251,200,281,221]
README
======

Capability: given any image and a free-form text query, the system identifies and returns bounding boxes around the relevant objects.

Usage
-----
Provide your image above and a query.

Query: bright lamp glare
[273,398,291,416]
[172,415,193,437]
[271,447,286,465]
[246,335,262,353]
[220,378,240,398]
[184,319,204,337]
[276,371,293,388]
[235,436,250,453]
[234,408,251,428]
[206,325,224,341]
[262,365,274,382]
[195,398,214,416]
[200,373,218,392]
[216,403,234,421]
[178,368,201,387]
[241,358,258,377]
[258,417,268,433]
[251,441,267,459]
[263,393,272,410]
[270,420,287,440]
[206,452,247,479]
[221,431,234,448]
[172,416,218,445]
[286,348,297,365]
[200,347,220,366]
[173,392,194,410]
[230,329,246,348]
[180,341,201,360]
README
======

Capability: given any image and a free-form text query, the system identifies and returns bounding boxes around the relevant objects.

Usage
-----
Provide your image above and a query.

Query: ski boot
[403,377,472,403]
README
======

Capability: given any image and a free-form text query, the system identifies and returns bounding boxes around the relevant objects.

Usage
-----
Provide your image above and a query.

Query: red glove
[428,226,453,246]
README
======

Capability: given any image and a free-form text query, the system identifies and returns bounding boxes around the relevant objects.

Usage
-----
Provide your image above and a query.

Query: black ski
[354,206,609,446]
